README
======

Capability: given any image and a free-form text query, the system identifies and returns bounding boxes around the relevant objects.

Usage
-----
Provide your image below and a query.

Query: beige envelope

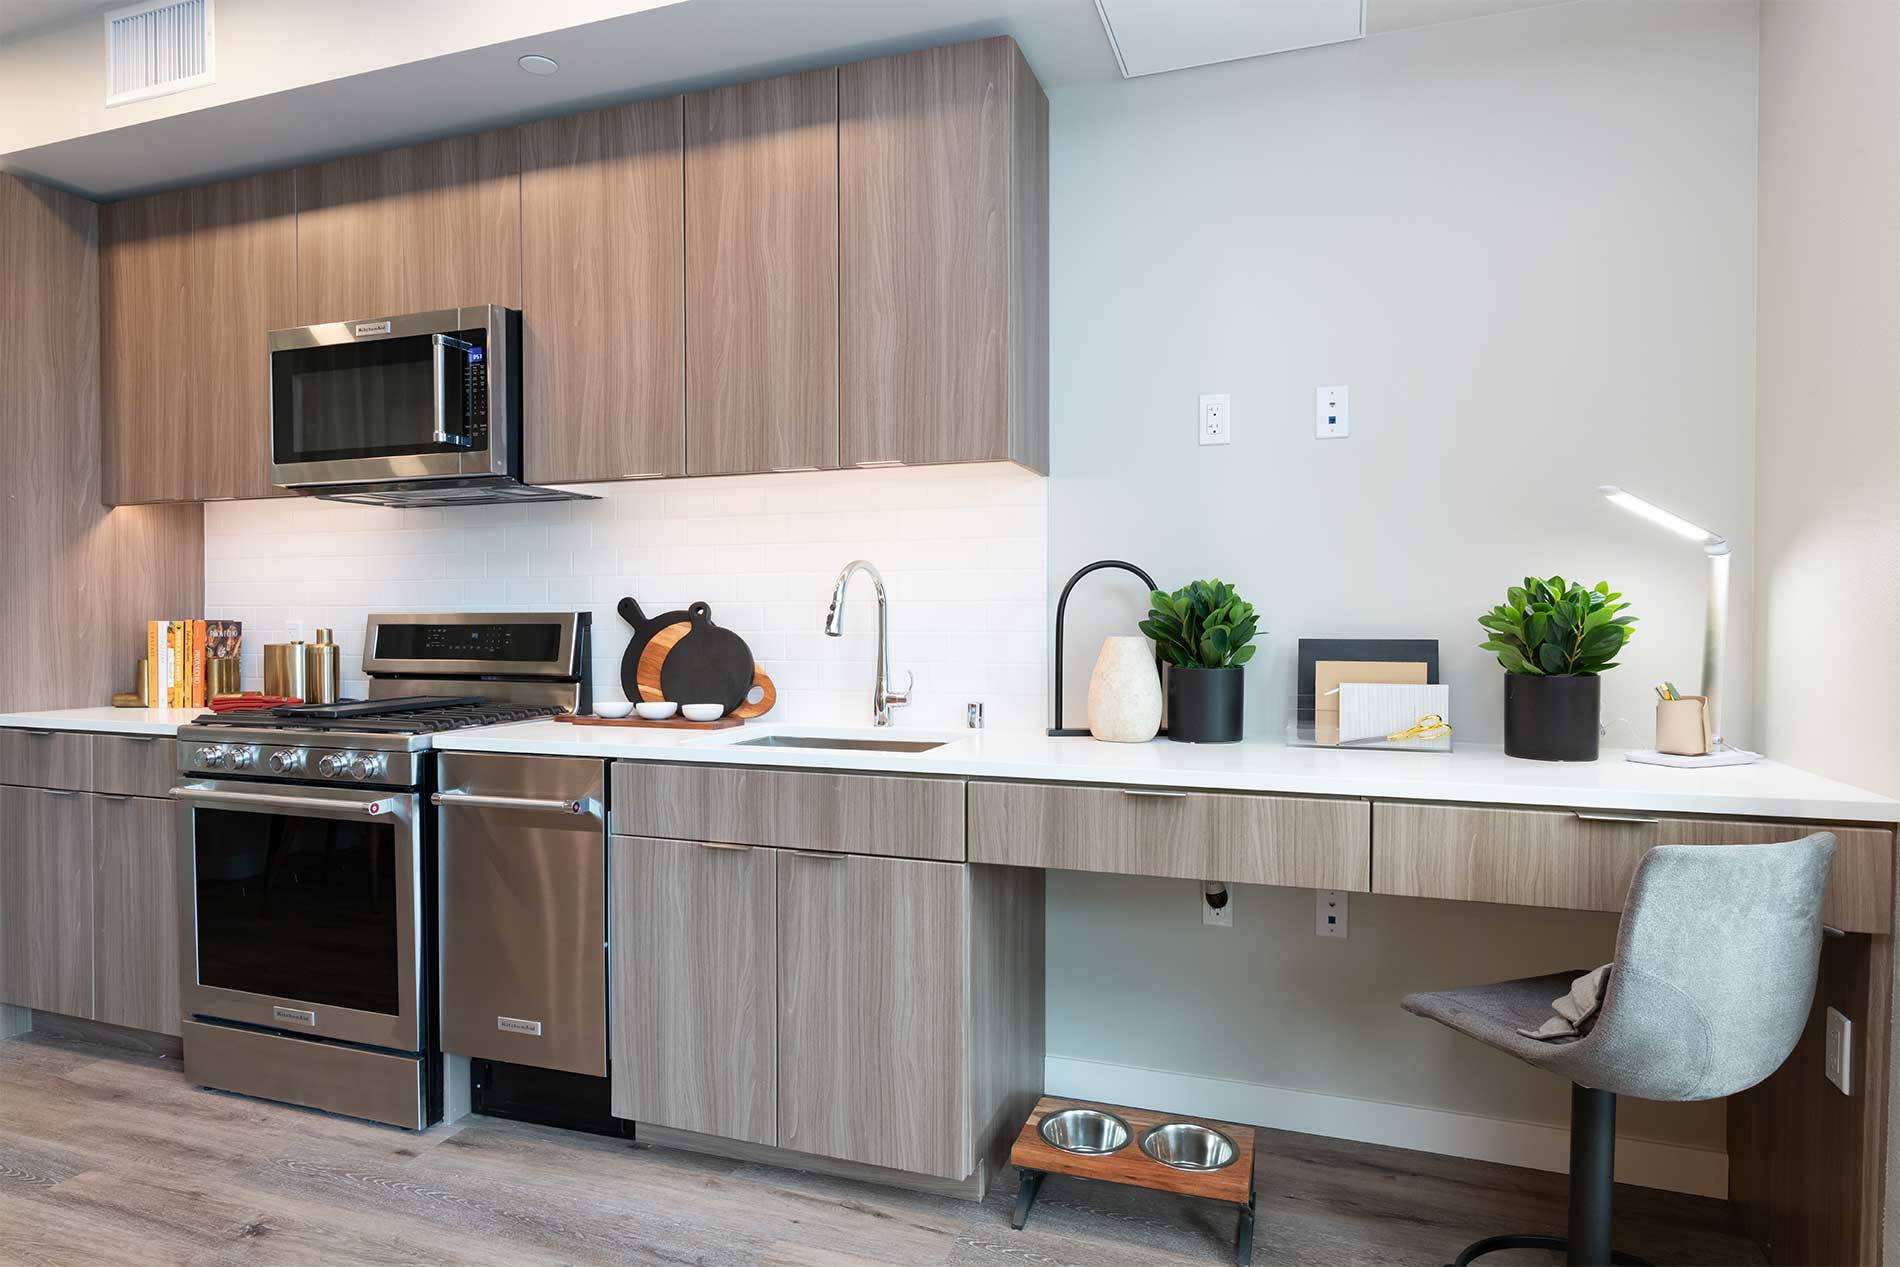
[1315,660,1428,745]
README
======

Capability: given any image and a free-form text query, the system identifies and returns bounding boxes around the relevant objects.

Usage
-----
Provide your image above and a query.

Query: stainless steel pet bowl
[1037,1107,1132,1155]
[1139,1122,1238,1171]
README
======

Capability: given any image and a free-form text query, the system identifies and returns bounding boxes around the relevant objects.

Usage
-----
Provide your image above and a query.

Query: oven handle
[432,335,475,449]
[171,785,412,820]
[432,790,600,819]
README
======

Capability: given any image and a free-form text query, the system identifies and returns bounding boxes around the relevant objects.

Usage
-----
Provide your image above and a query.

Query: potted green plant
[1140,580,1258,743]
[1479,577,1636,761]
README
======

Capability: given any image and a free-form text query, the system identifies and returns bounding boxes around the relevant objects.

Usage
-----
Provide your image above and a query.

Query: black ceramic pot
[1503,672,1601,761]
[1167,666,1244,744]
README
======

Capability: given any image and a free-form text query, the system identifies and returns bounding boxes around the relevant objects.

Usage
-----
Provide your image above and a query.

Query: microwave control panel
[465,343,490,448]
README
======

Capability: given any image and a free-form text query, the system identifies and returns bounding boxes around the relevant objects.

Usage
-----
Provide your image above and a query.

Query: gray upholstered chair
[1402,833,1837,1267]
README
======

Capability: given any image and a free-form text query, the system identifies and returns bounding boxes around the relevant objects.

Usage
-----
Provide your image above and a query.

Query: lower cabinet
[776,850,969,1177]
[0,785,95,1016]
[93,795,181,1036]
[611,836,780,1145]
[610,822,1038,1183]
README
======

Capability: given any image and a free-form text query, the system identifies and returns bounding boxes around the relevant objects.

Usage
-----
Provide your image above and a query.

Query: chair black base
[1449,1234,1649,1266]
[1445,1084,1651,1267]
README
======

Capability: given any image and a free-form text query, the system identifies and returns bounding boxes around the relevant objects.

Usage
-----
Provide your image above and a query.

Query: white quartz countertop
[0,707,202,737]
[431,721,1900,825]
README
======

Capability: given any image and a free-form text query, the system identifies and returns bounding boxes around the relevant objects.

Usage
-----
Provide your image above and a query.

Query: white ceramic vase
[1087,636,1163,743]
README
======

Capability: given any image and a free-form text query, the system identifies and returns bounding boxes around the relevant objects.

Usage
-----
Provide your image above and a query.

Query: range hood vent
[307,477,598,509]
[106,0,215,107]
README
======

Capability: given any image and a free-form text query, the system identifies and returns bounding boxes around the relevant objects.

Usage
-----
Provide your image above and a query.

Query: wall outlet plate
[1202,881,1232,927]
[1825,1006,1852,1094]
[1316,889,1347,938]
[1316,385,1348,439]
[1199,393,1232,446]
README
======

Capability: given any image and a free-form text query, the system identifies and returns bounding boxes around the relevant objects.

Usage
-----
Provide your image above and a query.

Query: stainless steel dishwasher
[434,752,607,1077]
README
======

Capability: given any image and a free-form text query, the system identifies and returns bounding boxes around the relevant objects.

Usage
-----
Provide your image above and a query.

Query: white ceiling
[1096,0,1365,78]
[0,0,1576,199]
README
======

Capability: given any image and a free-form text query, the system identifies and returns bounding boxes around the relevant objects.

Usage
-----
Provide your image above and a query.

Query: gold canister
[134,657,150,706]
[304,628,341,706]
[263,641,308,700]
[205,657,241,701]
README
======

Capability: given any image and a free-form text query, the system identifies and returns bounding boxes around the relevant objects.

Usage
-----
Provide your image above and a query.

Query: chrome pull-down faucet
[824,559,911,726]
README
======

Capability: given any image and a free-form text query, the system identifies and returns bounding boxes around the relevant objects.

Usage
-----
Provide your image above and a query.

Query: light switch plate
[1316,889,1348,938]
[1826,1006,1852,1094]
[1316,385,1348,438]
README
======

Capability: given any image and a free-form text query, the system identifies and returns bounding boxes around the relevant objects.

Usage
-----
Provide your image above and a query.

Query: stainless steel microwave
[268,306,586,507]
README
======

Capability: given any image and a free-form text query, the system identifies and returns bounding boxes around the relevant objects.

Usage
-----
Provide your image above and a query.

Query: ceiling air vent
[104,0,215,107]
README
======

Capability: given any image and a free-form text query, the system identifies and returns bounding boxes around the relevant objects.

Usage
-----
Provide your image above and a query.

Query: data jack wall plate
[1316,889,1348,938]
[1316,385,1348,438]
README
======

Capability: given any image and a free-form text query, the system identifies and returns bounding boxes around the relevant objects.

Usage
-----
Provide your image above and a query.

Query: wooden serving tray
[1010,1095,1255,1205]
[554,713,744,731]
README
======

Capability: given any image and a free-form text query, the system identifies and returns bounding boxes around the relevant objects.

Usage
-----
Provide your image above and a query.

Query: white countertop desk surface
[3,709,1892,826]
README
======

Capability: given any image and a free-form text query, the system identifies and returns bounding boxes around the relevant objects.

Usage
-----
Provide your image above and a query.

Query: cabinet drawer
[611,763,965,862]
[1371,802,1893,934]
[0,728,92,792]
[91,734,175,799]
[968,780,1370,890]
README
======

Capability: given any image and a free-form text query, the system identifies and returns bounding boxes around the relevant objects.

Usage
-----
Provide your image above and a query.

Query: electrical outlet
[1202,881,1233,928]
[1316,385,1349,439]
[1826,1007,1853,1094]
[1199,393,1232,446]
[1315,889,1348,938]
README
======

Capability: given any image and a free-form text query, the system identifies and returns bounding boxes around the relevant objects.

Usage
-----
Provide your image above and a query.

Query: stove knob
[228,746,257,770]
[267,750,305,774]
[316,753,350,778]
[349,754,386,782]
[196,745,228,770]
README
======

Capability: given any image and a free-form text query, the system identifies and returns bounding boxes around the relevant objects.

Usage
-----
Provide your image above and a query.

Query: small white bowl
[593,701,635,720]
[681,703,726,723]
[634,701,678,721]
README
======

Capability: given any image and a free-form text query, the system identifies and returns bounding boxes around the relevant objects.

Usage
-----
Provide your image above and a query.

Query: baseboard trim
[1044,1055,1727,1200]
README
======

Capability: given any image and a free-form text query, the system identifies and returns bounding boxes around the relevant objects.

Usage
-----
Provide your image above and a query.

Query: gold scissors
[1342,714,1452,746]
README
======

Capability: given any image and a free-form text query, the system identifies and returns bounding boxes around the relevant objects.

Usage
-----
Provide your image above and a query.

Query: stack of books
[146,619,241,708]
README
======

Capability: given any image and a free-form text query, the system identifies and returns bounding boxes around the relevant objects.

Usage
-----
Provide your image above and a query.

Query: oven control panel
[178,741,418,787]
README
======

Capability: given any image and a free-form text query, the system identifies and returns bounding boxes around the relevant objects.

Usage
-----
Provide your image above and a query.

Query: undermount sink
[732,734,949,754]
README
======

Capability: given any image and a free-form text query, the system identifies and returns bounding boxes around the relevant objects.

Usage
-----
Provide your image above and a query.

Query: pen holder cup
[1656,696,1712,756]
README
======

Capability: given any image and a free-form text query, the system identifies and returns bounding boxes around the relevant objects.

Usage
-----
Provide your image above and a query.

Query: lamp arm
[1703,546,1730,746]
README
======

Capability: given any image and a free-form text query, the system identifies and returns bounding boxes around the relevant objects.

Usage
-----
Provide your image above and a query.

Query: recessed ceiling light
[517,54,559,76]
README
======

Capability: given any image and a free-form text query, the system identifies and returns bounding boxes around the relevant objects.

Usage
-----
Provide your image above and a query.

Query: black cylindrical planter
[1167,666,1244,744]
[1503,672,1601,761]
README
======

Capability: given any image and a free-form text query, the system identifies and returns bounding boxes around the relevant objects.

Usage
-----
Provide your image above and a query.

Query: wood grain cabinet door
[839,37,1047,471]
[101,173,296,504]
[777,852,971,1179]
[0,785,94,1016]
[294,131,521,325]
[685,69,839,475]
[521,99,686,484]
[92,795,180,1036]
[610,835,777,1144]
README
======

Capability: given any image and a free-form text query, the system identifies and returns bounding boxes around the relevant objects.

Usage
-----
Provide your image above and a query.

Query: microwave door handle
[431,334,474,449]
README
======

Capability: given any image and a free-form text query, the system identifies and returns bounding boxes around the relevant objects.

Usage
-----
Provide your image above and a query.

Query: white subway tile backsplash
[204,464,1049,730]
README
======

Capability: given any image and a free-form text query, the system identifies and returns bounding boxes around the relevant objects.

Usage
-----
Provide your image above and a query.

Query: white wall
[1751,0,1900,1249]
[203,465,1046,731]
[1042,0,1759,1169]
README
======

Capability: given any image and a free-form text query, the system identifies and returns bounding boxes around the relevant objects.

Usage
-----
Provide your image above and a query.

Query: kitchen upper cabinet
[0,785,94,1017]
[685,69,840,475]
[101,172,296,504]
[93,794,180,1036]
[777,852,971,1178]
[520,99,686,485]
[611,836,778,1145]
[839,37,1048,472]
[294,131,521,325]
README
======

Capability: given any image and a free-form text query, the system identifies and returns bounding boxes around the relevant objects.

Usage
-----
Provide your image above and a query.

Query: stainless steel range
[172,611,591,1129]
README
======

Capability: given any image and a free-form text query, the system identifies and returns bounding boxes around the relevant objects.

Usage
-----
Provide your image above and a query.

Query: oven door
[174,780,423,1052]
[269,307,509,489]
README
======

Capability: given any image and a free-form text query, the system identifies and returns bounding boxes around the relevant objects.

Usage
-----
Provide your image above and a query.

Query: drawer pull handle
[787,849,845,861]
[42,789,79,797]
[18,730,55,738]
[96,794,131,802]
[115,735,160,743]
[696,841,753,853]
[1574,812,1661,825]
[1122,789,1188,800]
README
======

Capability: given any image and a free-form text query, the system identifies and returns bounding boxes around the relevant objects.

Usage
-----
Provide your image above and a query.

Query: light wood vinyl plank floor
[0,1030,1762,1267]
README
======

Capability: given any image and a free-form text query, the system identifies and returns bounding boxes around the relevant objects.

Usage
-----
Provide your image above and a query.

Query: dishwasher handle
[432,790,601,820]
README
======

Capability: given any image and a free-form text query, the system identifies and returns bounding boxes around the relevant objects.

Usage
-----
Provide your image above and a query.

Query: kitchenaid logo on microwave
[353,320,392,336]
[497,1016,543,1036]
